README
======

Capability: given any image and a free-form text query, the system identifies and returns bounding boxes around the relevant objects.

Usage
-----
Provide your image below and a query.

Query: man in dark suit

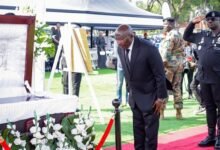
[115,24,168,150]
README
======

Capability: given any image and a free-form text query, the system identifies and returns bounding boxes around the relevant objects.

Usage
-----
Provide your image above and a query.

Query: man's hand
[192,16,205,24]
[153,98,165,115]
[163,61,168,68]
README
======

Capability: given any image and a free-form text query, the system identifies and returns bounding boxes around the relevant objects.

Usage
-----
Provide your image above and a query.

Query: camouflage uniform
[159,29,184,118]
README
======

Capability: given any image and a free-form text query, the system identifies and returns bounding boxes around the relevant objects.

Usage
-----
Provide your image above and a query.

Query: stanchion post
[112,99,121,150]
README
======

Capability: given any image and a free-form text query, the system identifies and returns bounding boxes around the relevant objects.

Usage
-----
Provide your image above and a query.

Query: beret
[163,17,175,22]
[205,11,220,18]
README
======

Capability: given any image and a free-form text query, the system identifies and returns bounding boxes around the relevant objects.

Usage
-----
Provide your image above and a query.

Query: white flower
[79,119,84,124]
[74,119,79,123]
[78,142,86,150]
[57,141,63,148]
[41,139,48,145]
[32,119,36,125]
[53,124,62,131]
[85,119,94,127]
[74,135,83,143]
[30,126,37,133]
[43,120,48,125]
[6,124,11,129]
[46,133,54,140]
[11,130,15,135]
[42,127,48,134]
[71,128,78,135]
[12,125,16,130]
[50,117,56,123]
[87,144,94,149]
[34,132,44,139]
[52,132,58,138]
[57,133,65,142]
[21,140,26,147]
[41,145,50,150]
[14,138,22,145]
[30,138,37,145]
[76,124,86,132]
[82,130,87,137]
[15,131,20,137]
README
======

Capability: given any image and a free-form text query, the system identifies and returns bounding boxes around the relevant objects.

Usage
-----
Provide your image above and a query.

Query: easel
[47,24,104,124]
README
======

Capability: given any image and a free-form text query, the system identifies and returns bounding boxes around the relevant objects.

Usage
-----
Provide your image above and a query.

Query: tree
[136,0,220,23]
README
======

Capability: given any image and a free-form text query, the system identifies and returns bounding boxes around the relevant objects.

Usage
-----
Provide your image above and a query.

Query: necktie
[125,49,130,69]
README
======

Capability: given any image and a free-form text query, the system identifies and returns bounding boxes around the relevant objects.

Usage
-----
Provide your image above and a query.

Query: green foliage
[61,111,96,149]
[136,0,220,23]
[61,114,78,148]
[34,22,55,58]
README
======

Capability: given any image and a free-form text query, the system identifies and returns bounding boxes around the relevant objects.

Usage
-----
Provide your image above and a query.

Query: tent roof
[45,0,163,30]
[0,0,163,30]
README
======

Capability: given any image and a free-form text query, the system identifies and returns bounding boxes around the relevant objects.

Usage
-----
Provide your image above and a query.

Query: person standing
[96,31,106,68]
[159,17,184,119]
[60,52,82,97]
[190,44,206,114]
[183,11,220,149]
[181,41,195,99]
[115,24,167,150]
[51,22,62,71]
[113,39,129,106]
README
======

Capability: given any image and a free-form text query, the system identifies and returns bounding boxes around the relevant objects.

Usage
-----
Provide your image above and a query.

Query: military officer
[159,17,184,119]
[183,11,220,149]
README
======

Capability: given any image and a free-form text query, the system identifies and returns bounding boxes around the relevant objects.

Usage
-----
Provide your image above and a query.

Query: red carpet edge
[104,125,212,150]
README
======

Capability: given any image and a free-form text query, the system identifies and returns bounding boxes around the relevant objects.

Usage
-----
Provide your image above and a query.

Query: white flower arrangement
[1,109,95,150]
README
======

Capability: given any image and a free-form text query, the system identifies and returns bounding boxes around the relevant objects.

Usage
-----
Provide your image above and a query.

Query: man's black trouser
[132,106,159,150]
[201,83,220,136]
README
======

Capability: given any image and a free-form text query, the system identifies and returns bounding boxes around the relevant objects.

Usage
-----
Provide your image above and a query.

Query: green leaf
[2,128,10,140]
[86,125,94,134]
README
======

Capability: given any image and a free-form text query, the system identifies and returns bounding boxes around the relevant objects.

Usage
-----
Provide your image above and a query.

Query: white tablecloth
[0,94,77,124]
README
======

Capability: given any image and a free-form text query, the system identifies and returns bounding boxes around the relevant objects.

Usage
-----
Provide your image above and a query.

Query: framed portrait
[0,15,35,87]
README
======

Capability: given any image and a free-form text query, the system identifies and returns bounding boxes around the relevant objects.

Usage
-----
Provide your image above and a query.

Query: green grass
[45,69,206,148]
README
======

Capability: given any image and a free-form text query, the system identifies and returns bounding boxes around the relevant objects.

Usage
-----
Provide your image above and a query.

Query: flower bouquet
[0,109,95,150]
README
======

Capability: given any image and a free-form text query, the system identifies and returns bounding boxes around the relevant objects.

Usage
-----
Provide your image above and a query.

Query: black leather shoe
[215,137,220,150]
[198,136,216,147]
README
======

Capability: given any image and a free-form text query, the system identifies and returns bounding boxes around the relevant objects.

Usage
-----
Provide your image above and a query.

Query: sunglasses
[205,17,217,22]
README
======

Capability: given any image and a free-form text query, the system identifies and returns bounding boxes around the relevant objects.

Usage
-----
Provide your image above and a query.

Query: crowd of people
[45,10,220,150]
[114,10,220,150]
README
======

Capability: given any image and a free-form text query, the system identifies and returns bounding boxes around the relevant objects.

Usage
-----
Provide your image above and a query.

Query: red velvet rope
[96,117,114,150]
[0,140,10,150]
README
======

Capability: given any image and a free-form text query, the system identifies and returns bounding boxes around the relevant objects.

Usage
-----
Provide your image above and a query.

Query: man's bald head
[115,24,134,40]
[115,24,134,49]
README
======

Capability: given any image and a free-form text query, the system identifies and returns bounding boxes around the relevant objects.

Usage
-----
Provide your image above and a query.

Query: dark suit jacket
[118,37,168,112]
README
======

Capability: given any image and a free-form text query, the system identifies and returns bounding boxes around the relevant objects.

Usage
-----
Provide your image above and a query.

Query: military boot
[215,130,220,150]
[176,109,182,119]
[215,137,220,149]
[198,128,216,147]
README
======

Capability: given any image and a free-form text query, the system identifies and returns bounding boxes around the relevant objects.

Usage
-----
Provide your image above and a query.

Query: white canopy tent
[0,0,163,30]
[45,0,163,30]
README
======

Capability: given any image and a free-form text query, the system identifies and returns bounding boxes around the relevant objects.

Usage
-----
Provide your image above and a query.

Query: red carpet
[105,125,214,150]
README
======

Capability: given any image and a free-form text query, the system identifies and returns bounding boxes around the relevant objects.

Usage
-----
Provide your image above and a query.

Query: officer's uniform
[184,11,220,148]
[159,17,184,119]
